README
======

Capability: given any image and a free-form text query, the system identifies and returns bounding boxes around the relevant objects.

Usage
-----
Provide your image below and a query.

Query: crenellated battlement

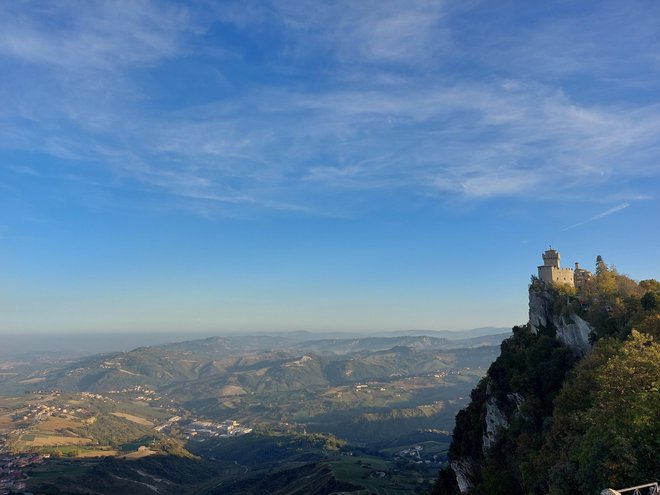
[537,249,592,288]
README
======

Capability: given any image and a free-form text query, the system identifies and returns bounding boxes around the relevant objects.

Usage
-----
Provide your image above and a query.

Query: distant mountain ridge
[0,333,509,398]
[387,327,511,339]
[0,327,512,360]
[0,330,514,494]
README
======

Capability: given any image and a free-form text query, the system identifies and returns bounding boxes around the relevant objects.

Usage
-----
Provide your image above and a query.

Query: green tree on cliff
[546,330,660,493]
[434,263,660,495]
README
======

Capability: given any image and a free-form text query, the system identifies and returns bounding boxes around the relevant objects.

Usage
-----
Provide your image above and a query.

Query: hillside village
[0,390,253,466]
[0,454,48,494]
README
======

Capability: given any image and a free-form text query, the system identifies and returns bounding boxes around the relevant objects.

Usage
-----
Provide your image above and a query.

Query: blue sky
[1,0,659,334]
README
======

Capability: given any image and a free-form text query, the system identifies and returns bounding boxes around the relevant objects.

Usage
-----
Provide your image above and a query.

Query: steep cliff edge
[438,319,575,494]
[437,282,583,493]
[433,267,660,495]
[528,279,592,355]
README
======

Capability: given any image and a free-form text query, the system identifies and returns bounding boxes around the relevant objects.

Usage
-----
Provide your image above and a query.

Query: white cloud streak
[227,0,452,66]
[0,1,191,71]
[562,203,631,231]
[0,1,659,215]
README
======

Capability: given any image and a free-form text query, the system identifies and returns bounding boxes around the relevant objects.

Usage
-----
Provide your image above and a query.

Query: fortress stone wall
[538,264,575,286]
[537,249,592,288]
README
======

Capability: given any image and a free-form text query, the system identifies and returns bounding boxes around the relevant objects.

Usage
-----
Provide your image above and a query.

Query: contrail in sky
[562,202,630,231]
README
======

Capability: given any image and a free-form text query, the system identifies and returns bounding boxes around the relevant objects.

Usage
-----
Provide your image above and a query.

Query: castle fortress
[537,249,592,289]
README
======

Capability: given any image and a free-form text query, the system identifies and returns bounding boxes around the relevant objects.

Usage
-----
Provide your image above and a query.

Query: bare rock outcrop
[450,458,476,494]
[529,281,592,356]
[445,280,594,492]
[482,396,509,452]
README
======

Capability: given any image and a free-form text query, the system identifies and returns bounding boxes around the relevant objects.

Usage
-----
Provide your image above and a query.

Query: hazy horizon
[0,326,512,359]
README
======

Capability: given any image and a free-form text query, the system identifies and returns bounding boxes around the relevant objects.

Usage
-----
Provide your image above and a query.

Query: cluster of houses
[396,445,445,465]
[332,369,467,400]
[80,392,111,401]
[0,454,48,494]
[20,402,87,422]
[155,415,253,440]
[354,383,388,392]
[181,419,252,440]
[105,386,162,402]
[154,415,182,432]
[398,445,424,460]
[431,368,463,379]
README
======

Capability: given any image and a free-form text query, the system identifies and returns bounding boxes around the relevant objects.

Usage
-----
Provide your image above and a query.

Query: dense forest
[433,258,660,494]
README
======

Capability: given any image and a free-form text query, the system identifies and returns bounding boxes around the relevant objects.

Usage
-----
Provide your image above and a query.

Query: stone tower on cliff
[537,249,592,288]
[538,249,575,286]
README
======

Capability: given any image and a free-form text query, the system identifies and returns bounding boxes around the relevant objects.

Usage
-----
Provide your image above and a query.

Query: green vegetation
[0,332,504,493]
[579,258,657,341]
[433,260,660,495]
[26,456,229,495]
[25,431,443,495]
[435,324,576,494]
[77,414,154,447]
[540,330,660,493]
[306,398,459,445]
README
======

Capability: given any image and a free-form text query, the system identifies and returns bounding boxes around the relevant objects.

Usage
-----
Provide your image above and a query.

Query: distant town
[0,453,48,494]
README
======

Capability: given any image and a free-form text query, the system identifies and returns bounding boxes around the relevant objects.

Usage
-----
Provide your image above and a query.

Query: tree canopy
[434,262,660,495]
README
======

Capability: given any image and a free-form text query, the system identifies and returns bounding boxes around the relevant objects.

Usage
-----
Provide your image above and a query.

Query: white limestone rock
[528,283,592,356]
[451,459,475,494]
[482,396,509,452]
[528,285,552,334]
[555,313,591,355]
[507,392,524,412]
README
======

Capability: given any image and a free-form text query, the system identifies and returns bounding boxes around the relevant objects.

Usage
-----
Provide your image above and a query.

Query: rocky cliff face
[449,388,523,492]
[437,270,659,495]
[528,281,592,355]
[446,282,589,493]
[482,396,508,452]
[450,459,475,493]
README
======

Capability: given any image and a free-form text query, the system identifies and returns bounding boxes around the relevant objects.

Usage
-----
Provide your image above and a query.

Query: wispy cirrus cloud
[0,1,192,71]
[3,164,40,176]
[218,0,452,66]
[131,81,660,208]
[4,76,660,214]
[1,0,659,217]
